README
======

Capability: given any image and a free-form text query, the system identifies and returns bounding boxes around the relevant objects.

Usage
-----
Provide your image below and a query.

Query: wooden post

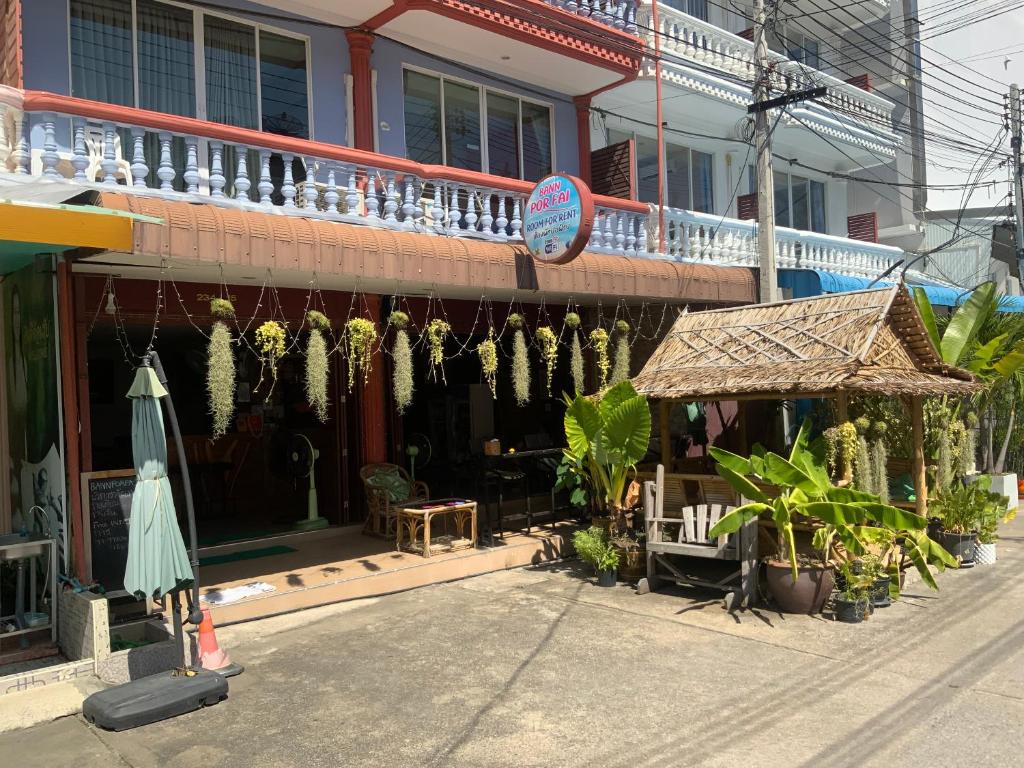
[659,400,671,469]
[836,391,849,423]
[911,395,927,516]
[737,401,748,455]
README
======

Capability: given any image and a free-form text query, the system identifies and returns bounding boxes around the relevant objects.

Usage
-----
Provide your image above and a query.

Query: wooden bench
[637,466,758,610]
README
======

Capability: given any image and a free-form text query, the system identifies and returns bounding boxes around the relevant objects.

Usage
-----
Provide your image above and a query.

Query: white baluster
[464,188,478,233]
[625,215,637,256]
[401,175,417,229]
[255,149,272,204]
[129,127,147,187]
[101,122,118,185]
[235,149,252,202]
[184,137,201,194]
[209,141,226,198]
[447,186,462,233]
[480,192,494,236]
[589,213,603,250]
[614,212,626,253]
[325,165,340,215]
[495,195,509,239]
[281,154,296,208]
[345,164,360,214]
[431,183,445,233]
[365,172,380,222]
[383,172,398,224]
[303,157,318,209]
[12,115,29,174]
[71,119,89,181]
[637,220,647,254]
[41,114,60,179]
[158,132,176,191]
[510,198,523,240]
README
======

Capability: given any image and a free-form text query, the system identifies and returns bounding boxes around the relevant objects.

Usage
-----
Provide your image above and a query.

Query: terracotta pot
[615,545,645,584]
[765,561,834,614]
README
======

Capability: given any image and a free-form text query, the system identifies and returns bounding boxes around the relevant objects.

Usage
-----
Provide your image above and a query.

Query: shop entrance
[81,278,353,550]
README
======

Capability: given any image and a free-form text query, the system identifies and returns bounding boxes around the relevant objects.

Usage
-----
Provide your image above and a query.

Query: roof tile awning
[97,194,756,305]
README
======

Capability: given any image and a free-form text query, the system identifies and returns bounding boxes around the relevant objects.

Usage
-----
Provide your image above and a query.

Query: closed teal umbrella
[123,365,193,599]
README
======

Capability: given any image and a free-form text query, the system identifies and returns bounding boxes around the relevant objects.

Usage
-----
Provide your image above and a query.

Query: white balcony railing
[637,3,893,130]
[0,89,649,258]
[654,207,906,281]
[545,0,639,33]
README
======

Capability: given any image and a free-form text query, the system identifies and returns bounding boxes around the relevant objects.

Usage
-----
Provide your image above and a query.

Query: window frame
[67,0,315,139]
[611,127,716,214]
[750,166,828,232]
[401,63,556,180]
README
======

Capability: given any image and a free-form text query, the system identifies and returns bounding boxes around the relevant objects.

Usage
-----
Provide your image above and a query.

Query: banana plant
[708,418,957,592]
[563,380,652,516]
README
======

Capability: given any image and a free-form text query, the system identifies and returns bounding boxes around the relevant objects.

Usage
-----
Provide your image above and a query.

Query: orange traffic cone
[196,609,243,677]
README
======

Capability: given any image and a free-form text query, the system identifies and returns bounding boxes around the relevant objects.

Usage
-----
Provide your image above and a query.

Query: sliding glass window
[403,69,553,181]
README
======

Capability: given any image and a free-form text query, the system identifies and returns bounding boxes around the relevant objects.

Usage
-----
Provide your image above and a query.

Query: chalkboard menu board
[81,470,136,594]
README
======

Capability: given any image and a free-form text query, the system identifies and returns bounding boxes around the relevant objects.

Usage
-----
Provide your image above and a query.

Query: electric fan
[405,432,432,482]
[288,433,328,531]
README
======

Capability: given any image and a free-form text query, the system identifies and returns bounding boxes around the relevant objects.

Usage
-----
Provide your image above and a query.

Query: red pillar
[574,95,592,185]
[359,295,388,465]
[346,29,376,151]
[57,260,87,581]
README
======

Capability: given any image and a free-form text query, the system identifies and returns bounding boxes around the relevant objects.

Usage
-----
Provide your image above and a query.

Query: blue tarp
[778,270,1024,313]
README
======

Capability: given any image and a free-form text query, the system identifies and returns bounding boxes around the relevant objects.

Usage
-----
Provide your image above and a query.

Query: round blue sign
[522,174,594,265]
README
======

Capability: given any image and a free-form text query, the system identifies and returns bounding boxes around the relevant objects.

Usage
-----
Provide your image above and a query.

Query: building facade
[0,0,934,594]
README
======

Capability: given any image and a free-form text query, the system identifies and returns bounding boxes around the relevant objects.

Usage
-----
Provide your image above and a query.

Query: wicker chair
[360,463,429,538]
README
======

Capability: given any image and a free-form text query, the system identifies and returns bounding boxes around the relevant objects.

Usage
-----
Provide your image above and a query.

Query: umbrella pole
[148,351,203,628]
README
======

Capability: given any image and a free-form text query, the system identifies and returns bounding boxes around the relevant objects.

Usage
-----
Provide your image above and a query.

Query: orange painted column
[346,29,376,151]
[360,295,388,465]
[574,95,592,186]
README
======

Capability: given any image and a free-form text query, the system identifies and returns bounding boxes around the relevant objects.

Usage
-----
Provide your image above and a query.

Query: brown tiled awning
[98,194,756,304]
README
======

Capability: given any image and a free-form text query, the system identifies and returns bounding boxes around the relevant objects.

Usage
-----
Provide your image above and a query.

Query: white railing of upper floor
[653,207,909,281]
[637,2,894,129]
[544,0,639,33]
[0,88,649,258]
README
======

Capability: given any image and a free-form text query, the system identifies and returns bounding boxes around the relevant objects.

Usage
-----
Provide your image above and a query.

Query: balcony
[0,88,649,258]
[653,207,917,283]
[339,0,643,96]
[622,3,899,169]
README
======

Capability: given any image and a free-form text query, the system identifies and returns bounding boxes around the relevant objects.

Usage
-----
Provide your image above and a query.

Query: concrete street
[3,519,1023,768]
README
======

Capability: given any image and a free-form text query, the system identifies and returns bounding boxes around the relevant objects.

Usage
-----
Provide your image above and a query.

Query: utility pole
[1010,83,1024,291]
[752,0,778,304]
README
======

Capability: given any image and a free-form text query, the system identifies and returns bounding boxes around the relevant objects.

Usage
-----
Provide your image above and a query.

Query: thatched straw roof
[632,285,981,401]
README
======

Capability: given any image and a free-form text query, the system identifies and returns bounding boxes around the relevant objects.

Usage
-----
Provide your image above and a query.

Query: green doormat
[199,545,297,567]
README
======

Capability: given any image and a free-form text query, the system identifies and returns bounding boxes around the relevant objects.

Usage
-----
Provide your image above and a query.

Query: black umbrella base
[83,668,228,731]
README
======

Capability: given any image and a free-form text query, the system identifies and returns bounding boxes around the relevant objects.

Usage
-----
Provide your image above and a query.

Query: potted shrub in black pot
[931,481,984,567]
[835,560,873,623]
[572,526,620,587]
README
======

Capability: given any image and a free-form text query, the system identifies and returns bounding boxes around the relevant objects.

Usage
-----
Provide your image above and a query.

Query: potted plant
[971,475,1014,565]
[931,480,982,567]
[562,380,652,531]
[860,554,892,608]
[835,560,873,623]
[708,418,957,614]
[572,526,620,587]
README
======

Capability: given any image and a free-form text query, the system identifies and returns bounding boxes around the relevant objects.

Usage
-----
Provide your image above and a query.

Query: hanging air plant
[389,311,414,414]
[509,313,531,406]
[590,327,610,390]
[255,319,287,398]
[871,422,889,504]
[345,317,378,391]
[478,329,498,399]
[536,326,558,397]
[305,310,331,422]
[611,319,631,385]
[425,318,451,383]
[565,312,584,395]
[207,299,236,439]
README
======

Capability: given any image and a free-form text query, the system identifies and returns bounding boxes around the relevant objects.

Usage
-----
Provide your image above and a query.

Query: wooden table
[397,499,477,558]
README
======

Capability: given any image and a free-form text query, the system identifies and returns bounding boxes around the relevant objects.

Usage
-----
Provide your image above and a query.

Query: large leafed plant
[563,380,651,516]
[707,418,956,594]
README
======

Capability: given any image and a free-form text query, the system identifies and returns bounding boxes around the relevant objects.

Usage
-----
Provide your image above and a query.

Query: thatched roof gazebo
[633,285,981,515]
